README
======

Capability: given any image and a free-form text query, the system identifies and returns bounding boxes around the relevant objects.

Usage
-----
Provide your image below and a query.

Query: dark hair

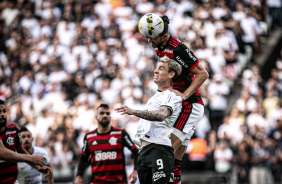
[160,15,170,35]
[0,99,5,105]
[97,103,110,111]
[20,127,31,133]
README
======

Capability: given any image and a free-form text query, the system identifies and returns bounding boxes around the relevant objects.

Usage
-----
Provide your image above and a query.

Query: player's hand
[35,165,52,178]
[74,176,85,184]
[115,105,133,115]
[29,155,46,166]
[127,170,137,183]
[168,88,187,100]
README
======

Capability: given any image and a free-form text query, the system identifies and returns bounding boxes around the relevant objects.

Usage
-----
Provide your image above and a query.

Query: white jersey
[17,147,50,184]
[134,89,182,147]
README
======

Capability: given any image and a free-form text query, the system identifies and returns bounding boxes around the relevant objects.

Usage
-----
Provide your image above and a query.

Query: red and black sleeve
[77,134,90,177]
[174,44,199,71]
[122,130,139,170]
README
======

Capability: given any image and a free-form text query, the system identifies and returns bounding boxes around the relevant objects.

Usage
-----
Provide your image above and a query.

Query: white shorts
[172,103,204,146]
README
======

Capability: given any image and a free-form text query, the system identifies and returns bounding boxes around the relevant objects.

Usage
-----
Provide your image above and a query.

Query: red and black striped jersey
[0,124,22,184]
[81,126,138,184]
[155,36,204,105]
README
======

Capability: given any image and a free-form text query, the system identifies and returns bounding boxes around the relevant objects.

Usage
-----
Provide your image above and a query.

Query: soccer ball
[138,13,164,39]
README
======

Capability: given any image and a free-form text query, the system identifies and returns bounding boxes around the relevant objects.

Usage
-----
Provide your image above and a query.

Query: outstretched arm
[17,146,52,178]
[0,140,45,166]
[115,105,172,121]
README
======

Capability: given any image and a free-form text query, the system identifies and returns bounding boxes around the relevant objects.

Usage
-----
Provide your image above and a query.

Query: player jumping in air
[138,13,209,184]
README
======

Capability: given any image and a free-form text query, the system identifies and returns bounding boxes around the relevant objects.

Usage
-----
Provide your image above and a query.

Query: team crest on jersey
[6,137,14,146]
[109,137,117,145]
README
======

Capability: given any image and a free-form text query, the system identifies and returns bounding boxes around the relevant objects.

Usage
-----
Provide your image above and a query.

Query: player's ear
[169,71,175,79]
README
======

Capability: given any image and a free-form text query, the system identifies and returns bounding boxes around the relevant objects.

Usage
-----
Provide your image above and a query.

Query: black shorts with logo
[137,143,174,184]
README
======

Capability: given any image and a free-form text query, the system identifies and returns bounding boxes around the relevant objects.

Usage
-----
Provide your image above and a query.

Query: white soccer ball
[138,13,164,39]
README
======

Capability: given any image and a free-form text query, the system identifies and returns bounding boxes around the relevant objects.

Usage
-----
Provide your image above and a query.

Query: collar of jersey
[96,126,113,135]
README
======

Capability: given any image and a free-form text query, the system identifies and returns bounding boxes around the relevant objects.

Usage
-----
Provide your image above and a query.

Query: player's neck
[158,35,170,50]
[97,126,111,134]
[157,82,172,91]
[28,147,34,155]
[0,126,5,134]
[162,34,170,47]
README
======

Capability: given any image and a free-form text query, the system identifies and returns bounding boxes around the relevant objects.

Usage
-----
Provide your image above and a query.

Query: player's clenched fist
[74,176,84,184]
[35,165,53,178]
[29,155,46,166]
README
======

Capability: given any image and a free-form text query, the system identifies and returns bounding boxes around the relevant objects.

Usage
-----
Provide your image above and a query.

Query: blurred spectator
[263,89,279,118]
[214,141,233,173]
[1,1,19,26]
[267,0,282,28]
[207,47,226,76]
[246,108,268,136]
[249,138,274,184]
[187,136,207,171]
[207,74,230,130]
[195,113,211,139]
[233,135,253,183]
[205,130,217,171]
[235,90,258,115]
[240,8,262,59]
[268,119,282,182]
[232,2,246,22]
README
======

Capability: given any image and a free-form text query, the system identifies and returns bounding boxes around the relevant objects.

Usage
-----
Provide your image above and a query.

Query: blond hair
[159,56,182,79]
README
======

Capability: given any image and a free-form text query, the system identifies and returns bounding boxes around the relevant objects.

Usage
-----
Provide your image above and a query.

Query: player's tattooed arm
[131,106,172,121]
[115,105,172,121]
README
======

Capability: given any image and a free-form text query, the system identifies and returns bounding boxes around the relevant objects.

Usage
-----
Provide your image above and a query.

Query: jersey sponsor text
[95,151,117,161]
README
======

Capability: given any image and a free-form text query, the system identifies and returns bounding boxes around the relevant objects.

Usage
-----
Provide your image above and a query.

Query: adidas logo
[92,141,98,145]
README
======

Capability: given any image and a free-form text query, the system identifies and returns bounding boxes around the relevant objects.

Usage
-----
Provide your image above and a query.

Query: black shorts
[137,143,174,184]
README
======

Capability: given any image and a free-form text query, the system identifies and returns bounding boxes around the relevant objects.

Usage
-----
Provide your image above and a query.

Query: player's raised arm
[0,139,45,165]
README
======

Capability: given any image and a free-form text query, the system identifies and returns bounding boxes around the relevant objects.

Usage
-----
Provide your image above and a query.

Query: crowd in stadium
[0,0,281,183]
